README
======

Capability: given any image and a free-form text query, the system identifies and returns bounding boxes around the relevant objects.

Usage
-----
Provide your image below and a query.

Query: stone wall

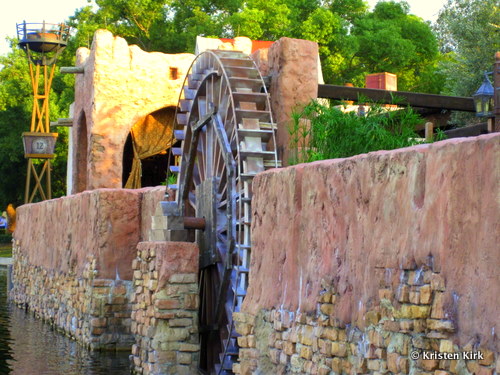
[234,266,498,375]
[10,187,166,349]
[235,134,499,374]
[130,241,200,375]
[10,244,134,350]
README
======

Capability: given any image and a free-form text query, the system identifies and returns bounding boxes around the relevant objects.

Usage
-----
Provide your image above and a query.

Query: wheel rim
[171,50,278,374]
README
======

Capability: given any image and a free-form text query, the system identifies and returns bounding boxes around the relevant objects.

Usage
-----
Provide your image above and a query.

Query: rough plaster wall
[245,134,500,351]
[267,37,319,166]
[14,187,165,280]
[71,29,195,193]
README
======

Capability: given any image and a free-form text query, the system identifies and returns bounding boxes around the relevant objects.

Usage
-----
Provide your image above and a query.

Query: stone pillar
[267,37,319,166]
[131,241,200,375]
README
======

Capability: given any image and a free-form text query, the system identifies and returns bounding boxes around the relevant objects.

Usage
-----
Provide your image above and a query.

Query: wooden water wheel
[169,50,278,374]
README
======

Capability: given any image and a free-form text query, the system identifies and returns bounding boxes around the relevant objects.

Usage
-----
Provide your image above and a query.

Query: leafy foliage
[435,0,500,97]
[0,233,12,246]
[289,100,444,165]
[346,2,441,90]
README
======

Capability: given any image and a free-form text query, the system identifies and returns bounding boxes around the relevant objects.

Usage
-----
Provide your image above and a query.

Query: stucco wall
[245,133,499,351]
[10,187,166,350]
[266,37,319,166]
[14,186,165,280]
[71,29,194,192]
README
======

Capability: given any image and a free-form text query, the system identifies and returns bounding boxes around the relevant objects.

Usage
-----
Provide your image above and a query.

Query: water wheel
[169,50,279,374]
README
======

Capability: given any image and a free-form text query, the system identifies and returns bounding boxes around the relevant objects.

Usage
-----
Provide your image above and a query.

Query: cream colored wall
[70,29,195,192]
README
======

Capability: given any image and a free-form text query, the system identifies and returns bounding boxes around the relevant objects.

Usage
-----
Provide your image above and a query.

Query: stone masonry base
[130,241,200,375]
[233,265,499,375]
[9,240,134,350]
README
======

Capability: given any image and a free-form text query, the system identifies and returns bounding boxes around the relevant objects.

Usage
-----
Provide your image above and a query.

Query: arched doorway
[122,106,178,188]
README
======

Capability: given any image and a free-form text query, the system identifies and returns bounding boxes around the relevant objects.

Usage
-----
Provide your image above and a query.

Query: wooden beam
[317,84,475,112]
[443,123,488,138]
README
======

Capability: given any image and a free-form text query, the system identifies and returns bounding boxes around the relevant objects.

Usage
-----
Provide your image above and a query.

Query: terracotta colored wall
[71,29,194,192]
[14,187,165,280]
[265,37,319,166]
[245,134,499,351]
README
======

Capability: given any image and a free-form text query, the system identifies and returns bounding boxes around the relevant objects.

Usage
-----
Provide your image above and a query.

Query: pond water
[0,267,132,375]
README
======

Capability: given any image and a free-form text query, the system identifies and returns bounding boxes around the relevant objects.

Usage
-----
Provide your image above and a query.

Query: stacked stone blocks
[130,241,200,375]
[233,265,498,375]
[10,239,134,350]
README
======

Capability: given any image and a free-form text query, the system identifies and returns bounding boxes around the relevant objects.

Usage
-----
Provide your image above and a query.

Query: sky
[0,0,448,56]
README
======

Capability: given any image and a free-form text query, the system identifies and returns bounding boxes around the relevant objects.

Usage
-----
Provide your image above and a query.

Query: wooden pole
[425,122,434,142]
[46,65,57,133]
[318,84,475,111]
[60,66,84,74]
[487,118,494,133]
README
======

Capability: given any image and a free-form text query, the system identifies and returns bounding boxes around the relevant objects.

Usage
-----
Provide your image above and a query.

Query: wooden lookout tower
[16,21,70,203]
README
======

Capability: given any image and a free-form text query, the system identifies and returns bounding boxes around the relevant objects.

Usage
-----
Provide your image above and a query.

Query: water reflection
[0,268,131,375]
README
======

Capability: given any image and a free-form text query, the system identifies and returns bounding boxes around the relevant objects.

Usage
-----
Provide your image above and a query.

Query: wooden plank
[317,84,475,112]
[443,123,488,138]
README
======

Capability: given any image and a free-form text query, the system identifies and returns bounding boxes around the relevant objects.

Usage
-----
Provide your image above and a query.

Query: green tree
[229,0,292,40]
[0,46,34,207]
[435,0,500,97]
[347,1,441,91]
[0,0,452,207]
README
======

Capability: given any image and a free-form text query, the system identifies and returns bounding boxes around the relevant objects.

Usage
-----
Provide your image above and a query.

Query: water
[0,267,132,375]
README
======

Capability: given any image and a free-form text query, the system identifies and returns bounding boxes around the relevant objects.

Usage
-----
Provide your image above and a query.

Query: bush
[289,100,445,164]
[0,233,12,244]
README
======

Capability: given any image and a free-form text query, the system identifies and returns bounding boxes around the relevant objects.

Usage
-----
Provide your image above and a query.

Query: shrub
[0,233,12,244]
[289,100,445,164]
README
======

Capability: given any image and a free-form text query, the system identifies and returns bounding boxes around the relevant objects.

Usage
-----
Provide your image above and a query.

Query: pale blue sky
[0,0,447,56]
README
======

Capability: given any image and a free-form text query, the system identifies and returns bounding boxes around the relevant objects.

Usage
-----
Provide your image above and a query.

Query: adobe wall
[234,134,499,374]
[251,37,319,166]
[9,186,166,349]
[71,30,194,192]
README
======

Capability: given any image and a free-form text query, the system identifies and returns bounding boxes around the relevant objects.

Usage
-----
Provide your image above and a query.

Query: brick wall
[10,187,165,350]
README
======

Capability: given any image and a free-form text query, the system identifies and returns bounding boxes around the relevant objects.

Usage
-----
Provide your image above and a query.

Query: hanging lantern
[473,72,494,117]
